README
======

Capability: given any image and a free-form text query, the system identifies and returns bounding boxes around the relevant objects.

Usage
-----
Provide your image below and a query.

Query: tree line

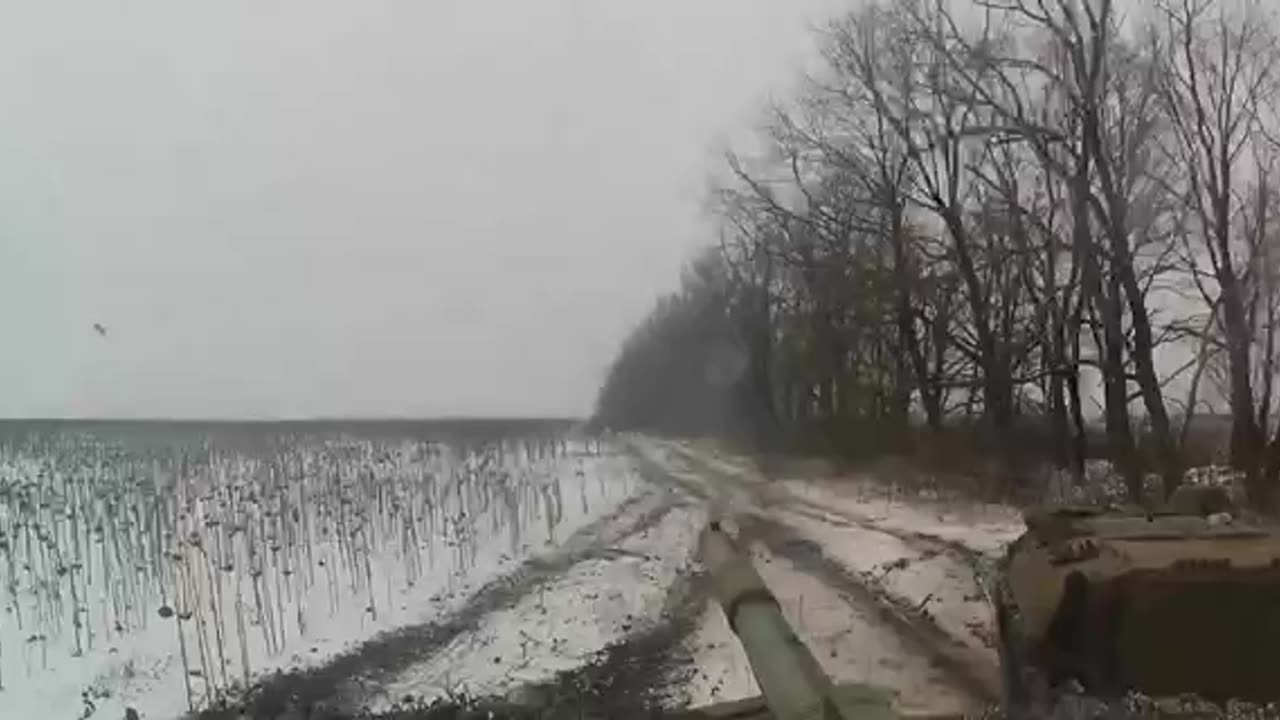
[594,0,1280,508]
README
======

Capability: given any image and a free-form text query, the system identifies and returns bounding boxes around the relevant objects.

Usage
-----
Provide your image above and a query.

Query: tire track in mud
[490,563,712,718]
[662,441,1010,675]
[628,448,713,503]
[635,440,1000,708]
[369,518,713,720]
[659,439,993,565]
[656,440,1001,605]
[739,515,1000,706]
[359,567,713,720]
[192,483,687,720]
[771,497,1000,605]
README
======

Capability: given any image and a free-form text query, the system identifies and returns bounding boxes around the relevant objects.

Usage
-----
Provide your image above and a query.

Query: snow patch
[780,479,1024,557]
[748,542,971,713]
[778,508,999,670]
[653,438,1009,679]
[669,603,760,709]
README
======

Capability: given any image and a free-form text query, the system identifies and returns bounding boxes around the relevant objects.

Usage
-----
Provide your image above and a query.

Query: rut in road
[349,536,714,720]
[739,514,1000,707]
[659,440,994,571]
[192,483,686,720]
[632,442,1000,708]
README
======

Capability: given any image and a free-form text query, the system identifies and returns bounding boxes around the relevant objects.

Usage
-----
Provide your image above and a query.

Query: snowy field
[0,426,1048,720]
[0,426,641,720]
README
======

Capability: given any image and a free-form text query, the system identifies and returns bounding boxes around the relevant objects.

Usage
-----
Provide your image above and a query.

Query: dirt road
[631,438,1001,714]
[194,438,1006,719]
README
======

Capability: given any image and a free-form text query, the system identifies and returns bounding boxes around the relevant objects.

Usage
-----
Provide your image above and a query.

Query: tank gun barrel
[703,521,844,720]
[700,520,946,720]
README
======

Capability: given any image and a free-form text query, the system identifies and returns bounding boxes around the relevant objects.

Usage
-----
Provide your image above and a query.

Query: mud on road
[366,567,712,720]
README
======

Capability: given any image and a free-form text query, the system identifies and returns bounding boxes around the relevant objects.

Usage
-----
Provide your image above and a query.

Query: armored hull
[994,488,1280,713]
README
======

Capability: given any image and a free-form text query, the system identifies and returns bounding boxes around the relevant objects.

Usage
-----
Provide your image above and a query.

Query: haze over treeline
[594,0,1280,508]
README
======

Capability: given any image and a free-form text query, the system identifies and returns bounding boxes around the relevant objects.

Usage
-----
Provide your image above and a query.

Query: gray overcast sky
[0,0,845,419]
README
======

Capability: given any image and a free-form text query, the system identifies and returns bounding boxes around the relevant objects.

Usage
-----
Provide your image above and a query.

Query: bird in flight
[93,323,108,337]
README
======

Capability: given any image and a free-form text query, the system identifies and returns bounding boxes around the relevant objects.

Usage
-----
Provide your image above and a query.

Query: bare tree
[908,0,1186,497]
[594,0,1280,511]
[1154,0,1280,504]
[782,21,952,432]
[831,2,1030,442]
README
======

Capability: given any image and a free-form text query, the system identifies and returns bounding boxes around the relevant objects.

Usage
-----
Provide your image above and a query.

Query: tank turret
[994,492,1280,715]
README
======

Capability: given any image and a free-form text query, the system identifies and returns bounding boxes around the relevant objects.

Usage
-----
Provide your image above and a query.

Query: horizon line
[0,415,585,424]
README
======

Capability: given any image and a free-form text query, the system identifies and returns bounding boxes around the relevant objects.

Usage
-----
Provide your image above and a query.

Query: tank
[994,485,1280,715]
[674,522,963,720]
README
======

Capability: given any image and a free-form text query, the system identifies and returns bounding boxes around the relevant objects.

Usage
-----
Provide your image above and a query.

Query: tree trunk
[1220,265,1264,496]
[1074,151,1140,498]
[1067,359,1088,483]
[890,204,936,435]
[940,210,1013,433]
[1094,192,1180,496]
[1048,365,1070,469]
[746,261,779,450]
[1099,268,1141,500]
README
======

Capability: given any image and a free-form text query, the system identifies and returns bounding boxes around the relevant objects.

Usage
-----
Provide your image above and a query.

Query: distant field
[0,417,582,448]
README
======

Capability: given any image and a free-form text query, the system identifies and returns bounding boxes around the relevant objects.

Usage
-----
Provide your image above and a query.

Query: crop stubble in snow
[0,425,647,720]
[194,483,686,719]
[359,498,705,709]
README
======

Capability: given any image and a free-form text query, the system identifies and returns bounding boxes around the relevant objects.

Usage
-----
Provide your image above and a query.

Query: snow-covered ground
[776,507,1001,680]
[363,498,707,709]
[669,602,760,708]
[637,436,1022,710]
[1,429,1029,719]
[662,438,1024,557]
[0,435,643,720]
[672,539,972,714]
[780,478,1023,557]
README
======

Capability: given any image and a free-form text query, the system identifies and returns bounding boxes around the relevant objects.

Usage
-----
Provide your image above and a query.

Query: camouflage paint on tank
[998,487,1280,703]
